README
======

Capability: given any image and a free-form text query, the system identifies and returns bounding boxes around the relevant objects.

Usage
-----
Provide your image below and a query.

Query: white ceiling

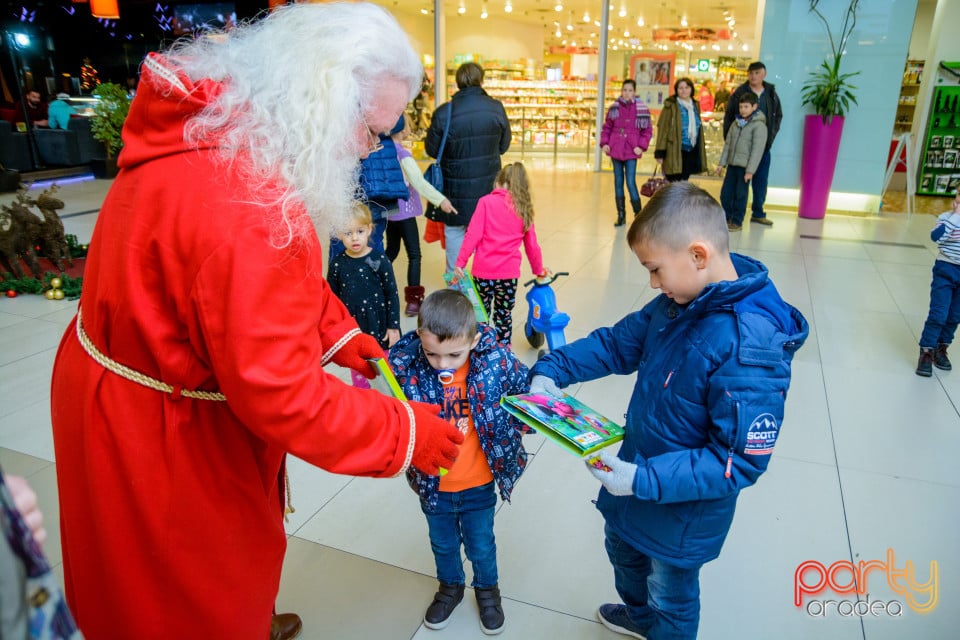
[379,0,762,53]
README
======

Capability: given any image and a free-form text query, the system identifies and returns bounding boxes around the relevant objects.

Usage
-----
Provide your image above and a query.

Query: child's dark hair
[622,79,636,90]
[626,182,729,253]
[418,289,477,341]
[738,92,758,106]
[496,162,534,230]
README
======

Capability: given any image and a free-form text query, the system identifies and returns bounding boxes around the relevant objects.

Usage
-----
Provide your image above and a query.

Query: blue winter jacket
[359,138,409,219]
[389,324,531,512]
[530,254,808,568]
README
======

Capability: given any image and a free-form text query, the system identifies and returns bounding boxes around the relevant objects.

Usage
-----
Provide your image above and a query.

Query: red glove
[328,331,381,379]
[409,401,464,476]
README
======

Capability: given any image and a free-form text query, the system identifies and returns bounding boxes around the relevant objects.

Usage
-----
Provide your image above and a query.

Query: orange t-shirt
[438,360,494,492]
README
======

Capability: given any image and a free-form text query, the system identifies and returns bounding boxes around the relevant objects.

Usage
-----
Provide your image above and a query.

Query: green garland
[1,235,88,300]
[1,272,83,300]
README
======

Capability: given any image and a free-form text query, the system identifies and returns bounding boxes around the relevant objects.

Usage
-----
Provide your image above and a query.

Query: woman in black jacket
[425,62,511,273]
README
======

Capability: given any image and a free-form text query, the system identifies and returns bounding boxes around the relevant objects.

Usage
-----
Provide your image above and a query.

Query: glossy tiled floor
[1,158,957,639]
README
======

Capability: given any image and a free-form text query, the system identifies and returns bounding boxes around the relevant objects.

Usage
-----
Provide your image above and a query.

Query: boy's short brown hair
[418,289,477,341]
[455,62,484,89]
[626,182,729,253]
[738,92,759,106]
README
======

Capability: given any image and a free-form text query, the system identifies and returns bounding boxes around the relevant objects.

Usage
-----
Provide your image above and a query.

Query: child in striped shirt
[917,192,960,376]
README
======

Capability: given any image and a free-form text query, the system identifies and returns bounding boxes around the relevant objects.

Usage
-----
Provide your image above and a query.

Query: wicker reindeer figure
[0,195,44,279]
[31,185,74,272]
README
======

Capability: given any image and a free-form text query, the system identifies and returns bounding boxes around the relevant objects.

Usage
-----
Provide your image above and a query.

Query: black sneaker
[916,348,934,377]
[424,583,464,630]
[596,604,647,639]
[475,585,505,635]
[935,343,952,371]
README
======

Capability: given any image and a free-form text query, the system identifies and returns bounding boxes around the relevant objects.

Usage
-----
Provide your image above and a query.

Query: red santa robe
[50,53,415,639]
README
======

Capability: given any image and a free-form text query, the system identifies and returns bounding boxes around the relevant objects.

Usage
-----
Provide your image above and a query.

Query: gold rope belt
[75,307,296,518]
[75,308,227,401]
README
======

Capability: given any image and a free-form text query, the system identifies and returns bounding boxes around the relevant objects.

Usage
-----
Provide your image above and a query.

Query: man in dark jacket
[722,62,782,226]
[425,62,511,273]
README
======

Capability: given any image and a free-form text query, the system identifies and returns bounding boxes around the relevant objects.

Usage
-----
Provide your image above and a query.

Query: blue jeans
[720,166,750,225]
[604,524,701,640]
[612,158,640,202]
[750,149,771,218]
[444,224,467,275]
[920,260,960,348]
[422,482,498,588]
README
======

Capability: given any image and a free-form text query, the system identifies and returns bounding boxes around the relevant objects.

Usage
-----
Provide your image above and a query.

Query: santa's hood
[118,53,222,169]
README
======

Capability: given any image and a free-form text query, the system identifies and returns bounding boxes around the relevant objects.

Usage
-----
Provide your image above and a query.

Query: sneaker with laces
[475,585,505,635]
[727,223,742,231]
[916,348,934,377]
[424,582,464,630]
[935,343,952,371]
[750,216,773,226]
[596,604,647,639]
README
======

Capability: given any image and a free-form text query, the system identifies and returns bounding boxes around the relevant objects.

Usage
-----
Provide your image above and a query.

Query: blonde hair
[348,202,374,226]
[497,162,534,230]
[163,2,422,248]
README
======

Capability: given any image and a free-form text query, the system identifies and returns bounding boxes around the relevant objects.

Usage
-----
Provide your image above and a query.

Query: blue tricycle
[523,271,570,358]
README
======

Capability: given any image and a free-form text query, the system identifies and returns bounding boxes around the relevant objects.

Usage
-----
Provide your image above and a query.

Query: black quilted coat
[424,85,511,227]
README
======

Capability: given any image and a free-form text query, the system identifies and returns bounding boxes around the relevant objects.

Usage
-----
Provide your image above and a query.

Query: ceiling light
[505,1,512,13]
[680,17,688,27]
[728,44,734,50]
[555,28,561,36]
[637,17,644,27]
[561,39,567,45]
[623,29,630,37]
[555,2,563,11]
[582,11,589,22]
[618,7,627,18]
[457,2,465,15]
[742,43,749,51]
[481,5,488,19]
[420,8,428,14]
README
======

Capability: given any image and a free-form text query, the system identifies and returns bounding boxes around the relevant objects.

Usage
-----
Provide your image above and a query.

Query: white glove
[586,449,637,497]
[529,375,562,397]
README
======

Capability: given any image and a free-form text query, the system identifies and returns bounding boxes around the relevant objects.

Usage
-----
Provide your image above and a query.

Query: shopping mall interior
[1,1,959,639]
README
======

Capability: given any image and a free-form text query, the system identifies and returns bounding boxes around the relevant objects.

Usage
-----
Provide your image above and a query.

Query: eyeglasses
[361,115,384,154]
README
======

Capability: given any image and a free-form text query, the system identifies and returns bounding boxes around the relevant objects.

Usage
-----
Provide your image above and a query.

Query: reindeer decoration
[0,184,72,279]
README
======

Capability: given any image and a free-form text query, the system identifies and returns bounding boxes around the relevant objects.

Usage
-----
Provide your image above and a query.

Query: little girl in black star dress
[327,203,401,387]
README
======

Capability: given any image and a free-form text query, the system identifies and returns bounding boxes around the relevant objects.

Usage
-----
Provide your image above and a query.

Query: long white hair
[162,2,422,246]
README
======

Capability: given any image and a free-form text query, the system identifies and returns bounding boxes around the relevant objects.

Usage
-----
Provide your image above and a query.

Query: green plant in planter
[89,82,131,158]
[800,0,861,124]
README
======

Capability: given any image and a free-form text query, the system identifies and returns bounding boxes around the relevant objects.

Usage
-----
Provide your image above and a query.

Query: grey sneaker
[475,585,505,635]
[424,582,464,630]
[596,604,647,639]
[935,343,952,371]
[916,348,934,377]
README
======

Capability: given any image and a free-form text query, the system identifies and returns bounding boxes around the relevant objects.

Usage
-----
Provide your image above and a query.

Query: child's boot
[916,347,934,377]
[423,582,464,630]
[630,198,642,217]
[614,197,626,227]
[935,343,952,371]
[404,286,425,317]
[475,584,504,635]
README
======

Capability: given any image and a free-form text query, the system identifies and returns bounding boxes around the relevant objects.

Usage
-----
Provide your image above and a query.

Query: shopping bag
[640,166,669,198]
[423,218,445,246]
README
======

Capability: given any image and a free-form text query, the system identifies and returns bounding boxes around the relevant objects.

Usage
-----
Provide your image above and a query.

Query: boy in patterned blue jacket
[529,182,808,640]
[389,289,530,635]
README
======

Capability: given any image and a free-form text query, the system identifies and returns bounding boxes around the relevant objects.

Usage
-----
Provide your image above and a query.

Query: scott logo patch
[744,413,778,455]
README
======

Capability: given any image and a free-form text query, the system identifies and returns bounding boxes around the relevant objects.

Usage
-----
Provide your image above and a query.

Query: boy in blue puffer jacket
[389,289,531,635]
[529,182,808,640]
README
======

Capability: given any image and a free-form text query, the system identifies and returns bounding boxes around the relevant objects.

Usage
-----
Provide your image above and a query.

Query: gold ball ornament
[44,290,56,300]
[50,277,63,289]
[53,289,65,300]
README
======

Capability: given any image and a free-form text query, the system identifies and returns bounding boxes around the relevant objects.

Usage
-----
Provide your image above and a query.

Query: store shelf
[894,60,923,135]
[918,85,960,197]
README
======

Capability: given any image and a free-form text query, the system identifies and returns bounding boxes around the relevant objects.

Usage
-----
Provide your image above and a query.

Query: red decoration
[90,0,119,19]
[6,290,17,298]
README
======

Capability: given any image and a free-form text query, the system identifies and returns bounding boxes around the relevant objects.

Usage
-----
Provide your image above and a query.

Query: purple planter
[798,114,845,220]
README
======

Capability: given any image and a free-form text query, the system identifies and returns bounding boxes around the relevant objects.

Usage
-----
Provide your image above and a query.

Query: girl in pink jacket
[455,162,547,345]
[600,79,653,227]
